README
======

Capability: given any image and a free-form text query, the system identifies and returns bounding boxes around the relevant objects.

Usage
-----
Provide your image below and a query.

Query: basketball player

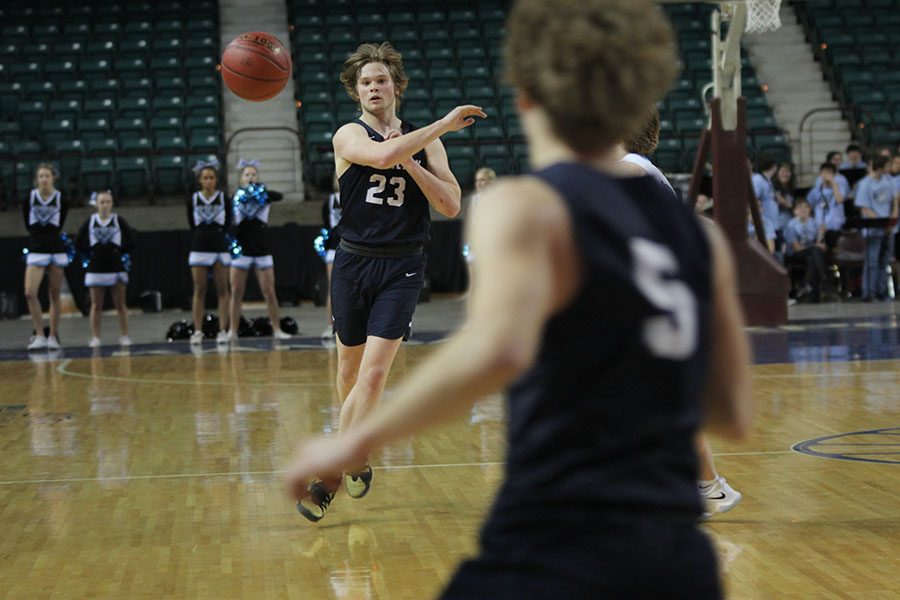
[229,160,291,340]
[294,41,486,521]
[614,107,743,519]
[75,190,136,348]
[22,163,69,351]
[187,160,232,345]
[287,1,753,596]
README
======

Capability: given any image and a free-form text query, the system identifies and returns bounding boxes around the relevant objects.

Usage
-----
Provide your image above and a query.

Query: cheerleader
[75,190,137,348]
[187,159,232,345]
[321,173,342,338]
[229,159,291,340]
[22,163,69,351]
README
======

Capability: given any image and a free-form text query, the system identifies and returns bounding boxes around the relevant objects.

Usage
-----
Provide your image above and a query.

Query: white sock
[698,478,718,489]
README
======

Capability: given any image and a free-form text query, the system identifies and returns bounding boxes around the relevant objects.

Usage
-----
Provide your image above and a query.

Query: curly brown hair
[340,42,409,108]
[624,106,662,156]
[505,0,678,154]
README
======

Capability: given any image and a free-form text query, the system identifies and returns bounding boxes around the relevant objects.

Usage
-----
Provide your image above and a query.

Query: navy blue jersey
[22,189,68,253]
[187,190,231,252]
[336,120,430,247]
[481,163,712,548]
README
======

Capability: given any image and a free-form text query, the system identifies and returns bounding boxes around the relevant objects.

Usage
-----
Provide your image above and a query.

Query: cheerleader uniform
[75,213,137,287]
[187,189,231,267]
[230,185,283,270]
[22,188,70,267]
[321,190,342,264]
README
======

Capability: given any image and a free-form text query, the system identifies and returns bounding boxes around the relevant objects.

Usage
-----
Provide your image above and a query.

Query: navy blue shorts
[440,519,721,599]
[330,248,426,346]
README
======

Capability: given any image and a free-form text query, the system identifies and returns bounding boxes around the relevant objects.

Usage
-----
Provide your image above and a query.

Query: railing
[797,104,874,182]
[224,127,304,197]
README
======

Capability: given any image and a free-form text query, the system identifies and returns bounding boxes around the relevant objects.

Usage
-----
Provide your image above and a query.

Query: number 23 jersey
[336,119,430,247]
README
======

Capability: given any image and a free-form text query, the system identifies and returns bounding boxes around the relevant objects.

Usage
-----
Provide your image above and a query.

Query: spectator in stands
[809,163,846,250]
[748,206,776,254]
[773,162,796,231]
[187,159,232,346]
[839,144,867,170]
[75,190,137,348]
[877,147,893,160]
[22,163,69,351]
[811,152,851,208]
[229,160,292,340]
[784,198,826,302]
[752,155,781,237]
[855,154,899,301]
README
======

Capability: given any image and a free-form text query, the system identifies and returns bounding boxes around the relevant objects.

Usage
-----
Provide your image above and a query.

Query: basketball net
[744,0,782,34]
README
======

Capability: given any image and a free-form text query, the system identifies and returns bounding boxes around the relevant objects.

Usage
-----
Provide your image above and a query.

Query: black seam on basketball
[220,63,288,84]
[225,45,290,72]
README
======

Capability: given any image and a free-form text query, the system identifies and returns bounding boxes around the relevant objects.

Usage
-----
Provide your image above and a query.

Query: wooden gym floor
[0,303,899,599]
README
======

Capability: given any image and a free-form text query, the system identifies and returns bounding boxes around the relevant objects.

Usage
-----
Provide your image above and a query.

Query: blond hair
[475,167,498,182]
[624,106,662,156]
[340,42,409,108]
[505,0,678,154]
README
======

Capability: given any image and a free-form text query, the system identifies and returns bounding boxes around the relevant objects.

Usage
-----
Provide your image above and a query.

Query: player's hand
[284,433,367,501]
[441,105,487,133]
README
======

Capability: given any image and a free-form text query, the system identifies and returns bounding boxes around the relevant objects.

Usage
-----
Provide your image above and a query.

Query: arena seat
[0,0,222,200]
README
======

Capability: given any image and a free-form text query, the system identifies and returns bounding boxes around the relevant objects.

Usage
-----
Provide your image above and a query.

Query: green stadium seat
[120,39,151,59]
[156,77,187,95]
[123,77,153,98]
[54,139,84,183]
[185,116,219,138]
[11,140,41,160]
[153,37,184,60]
[93,23,122,38]
[83,98,116,121]
[0,121,22,143]
[156,134,188,152]
[152,96,184,118]
[81,58,112,78]
[85,139,119,158]
[91,79,121,96]
[185,56,217,78]
[186,36,217,54]
[81,157,115,193]
[79,118,112,142]
[188,75,218,95]
[120,136,153,156]
[150,116,183,137]
[116,156,150,196]
[118,98,151,120]
[154,155,188,194]
[41,118,75,148]
[48,99,80,121]
[44,60,78,80]
[57,80,88,102]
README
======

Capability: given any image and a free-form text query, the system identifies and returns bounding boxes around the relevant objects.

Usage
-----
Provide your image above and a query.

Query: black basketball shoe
[296,479,336,522]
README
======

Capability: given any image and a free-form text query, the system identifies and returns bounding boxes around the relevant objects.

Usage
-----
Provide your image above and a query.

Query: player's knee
[194,282,207,297]
[338,362,359,387]
[356,365,389,395]
[24,287,38,302]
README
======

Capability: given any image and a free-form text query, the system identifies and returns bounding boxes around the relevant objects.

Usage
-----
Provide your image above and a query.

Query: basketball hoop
[744,0,782,34]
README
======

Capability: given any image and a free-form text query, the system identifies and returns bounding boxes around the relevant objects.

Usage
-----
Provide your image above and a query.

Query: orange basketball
[220,32,292,102]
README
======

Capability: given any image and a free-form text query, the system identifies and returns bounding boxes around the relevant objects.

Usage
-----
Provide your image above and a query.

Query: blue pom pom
[313,228,329,259]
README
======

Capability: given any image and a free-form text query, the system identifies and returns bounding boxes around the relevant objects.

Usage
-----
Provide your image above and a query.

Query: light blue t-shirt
[748,215,776,242]
[809,174,851,208]
[855,174,897,235]
[783,217,819,256]
[752,173,779,229]
[813,192,846,232]
[892,174,900,195]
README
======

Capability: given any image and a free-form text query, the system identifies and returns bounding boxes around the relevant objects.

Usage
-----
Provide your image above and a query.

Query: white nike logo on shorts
[405,272,416,277]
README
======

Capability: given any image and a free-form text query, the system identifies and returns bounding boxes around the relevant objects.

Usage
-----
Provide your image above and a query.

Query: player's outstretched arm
[698,218,754,440]
[332,105,486,171]
[285,178,574,495]
[400,135,461,218]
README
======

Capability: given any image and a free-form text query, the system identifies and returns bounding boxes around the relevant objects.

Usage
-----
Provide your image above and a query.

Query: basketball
[220,32,292,102]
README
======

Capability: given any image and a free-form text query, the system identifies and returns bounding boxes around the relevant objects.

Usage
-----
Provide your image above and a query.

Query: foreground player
[615,107,743,519]
[294,42,485,521]
[288,1,753,596]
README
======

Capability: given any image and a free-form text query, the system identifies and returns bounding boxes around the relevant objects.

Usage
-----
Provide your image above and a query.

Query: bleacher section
[288,1,788,189]
[797,0,900,148]
[0,1,223,203]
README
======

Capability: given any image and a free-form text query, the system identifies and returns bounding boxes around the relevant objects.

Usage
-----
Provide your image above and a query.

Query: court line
[753,369,900,379]
[0,452,794,486]
[55,359,333,387]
